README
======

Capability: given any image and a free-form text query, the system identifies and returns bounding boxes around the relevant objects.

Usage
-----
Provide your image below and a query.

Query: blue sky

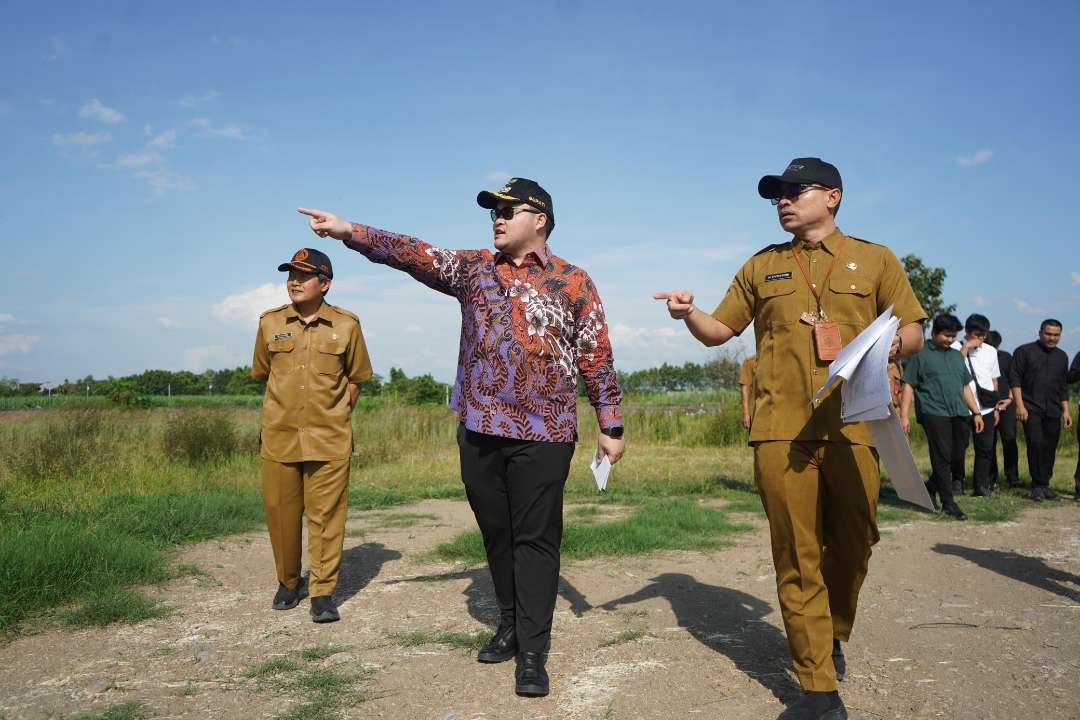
[2,1,1078,384]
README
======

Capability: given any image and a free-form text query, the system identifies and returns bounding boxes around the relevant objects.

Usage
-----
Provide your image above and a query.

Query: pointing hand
[297,207,353,242]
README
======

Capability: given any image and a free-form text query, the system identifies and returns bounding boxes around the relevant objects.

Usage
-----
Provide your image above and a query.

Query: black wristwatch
[600,425,624,439]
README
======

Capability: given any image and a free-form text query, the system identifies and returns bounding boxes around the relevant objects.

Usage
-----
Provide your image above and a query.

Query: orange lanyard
[791,236,846,320]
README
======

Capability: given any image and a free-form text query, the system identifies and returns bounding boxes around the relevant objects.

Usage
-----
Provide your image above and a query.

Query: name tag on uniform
[274,332,293,340]
[765,271,793,282]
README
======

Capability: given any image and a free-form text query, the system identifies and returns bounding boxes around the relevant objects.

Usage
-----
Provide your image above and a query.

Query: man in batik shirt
[298,177,624,698]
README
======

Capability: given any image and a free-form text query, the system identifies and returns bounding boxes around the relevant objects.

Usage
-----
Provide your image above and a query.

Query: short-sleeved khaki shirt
[252,301,373,462]
[711,229,926,445]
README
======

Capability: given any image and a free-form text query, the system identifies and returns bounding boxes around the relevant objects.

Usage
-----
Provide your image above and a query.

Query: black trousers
[920,415,966,504]
[1021,411,1061,489]
[1075,418,1080,487]
[969,413,997,493]
[457,425,575,653]
[990,404,1019,486]
[950,417,970,492]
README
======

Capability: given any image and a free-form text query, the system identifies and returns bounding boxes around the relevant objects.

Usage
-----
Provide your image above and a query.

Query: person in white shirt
[952,314,1001,496]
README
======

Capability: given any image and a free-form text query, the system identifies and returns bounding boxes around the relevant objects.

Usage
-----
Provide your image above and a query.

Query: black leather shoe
[832,639,846,682]
[515,651,549,697]
[272,577,308,610]
[310,595,340,623]
[778,691,847,719]
[477,623,517,663]
[1040,487,1061,501]
[941,502,967,520]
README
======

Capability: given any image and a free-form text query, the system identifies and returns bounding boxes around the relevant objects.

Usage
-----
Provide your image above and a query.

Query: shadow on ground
[602,572,799,703]
[933,543,1080,602]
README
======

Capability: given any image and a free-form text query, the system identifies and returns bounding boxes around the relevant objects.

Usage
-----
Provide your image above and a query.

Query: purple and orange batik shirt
[344,223,623,443]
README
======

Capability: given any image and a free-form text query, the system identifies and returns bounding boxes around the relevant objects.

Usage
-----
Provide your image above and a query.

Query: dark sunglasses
[490,206,542,222]
[769,183,830,205]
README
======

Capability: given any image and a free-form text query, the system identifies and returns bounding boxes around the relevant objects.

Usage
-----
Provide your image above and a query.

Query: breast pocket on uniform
[756,280,797,326]
[314,341,345,375]
[268,337,295,374]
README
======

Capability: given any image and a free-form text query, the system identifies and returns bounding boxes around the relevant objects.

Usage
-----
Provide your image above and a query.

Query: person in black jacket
[1010,320,1073,500]
[986,331,1020,489]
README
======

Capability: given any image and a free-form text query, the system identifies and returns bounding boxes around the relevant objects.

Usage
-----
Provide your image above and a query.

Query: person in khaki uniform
[252,247,372,623]
[656,158,926,720]
[738,356,758,431]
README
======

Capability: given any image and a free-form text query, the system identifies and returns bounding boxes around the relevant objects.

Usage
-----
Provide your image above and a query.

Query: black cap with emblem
[758,158,843,199]
[476,177,555,231]
[278,247,333,279]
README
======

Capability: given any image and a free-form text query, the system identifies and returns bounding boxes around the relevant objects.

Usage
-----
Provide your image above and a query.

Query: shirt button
[850,284,856,290]
[812,369,819,375]
[811,283,817,289]
[299,385,305,390]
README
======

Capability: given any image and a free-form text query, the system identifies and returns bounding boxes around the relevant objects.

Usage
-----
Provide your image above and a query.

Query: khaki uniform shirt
[712,229,926,446]
[252,301,373,462]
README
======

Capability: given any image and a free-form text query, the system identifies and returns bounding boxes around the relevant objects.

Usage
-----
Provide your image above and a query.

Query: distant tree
[901,254,956,325]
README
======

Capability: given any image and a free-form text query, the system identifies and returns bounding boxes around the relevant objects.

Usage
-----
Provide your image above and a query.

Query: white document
[590,452,612,492]
[813,307,935,512]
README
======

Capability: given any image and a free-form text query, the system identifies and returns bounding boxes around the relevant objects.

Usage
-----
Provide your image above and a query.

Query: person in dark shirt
[986,331,1019,489]
[1010,319,1073,500]
[899,314,983,519]
[1070,350,1080,501]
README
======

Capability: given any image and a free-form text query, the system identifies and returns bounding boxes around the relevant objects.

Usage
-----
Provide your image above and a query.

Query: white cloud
[1071,272,1080,286]
[0,334,40,357]
[212,283,284,328]
[53,131,111,147]
[116,151,162,168]
[133,168,189,193]
[0,313,14,323]
[972,295,987,308]
[148,129,177,148]
[957,149,993,167]
[182,345,235,373]
[156,317,181,329]
[1012,297,1045,316]
[191,117,249,140]
[79,98,126,125]
[180,91,220,107]
[485,170,512,184]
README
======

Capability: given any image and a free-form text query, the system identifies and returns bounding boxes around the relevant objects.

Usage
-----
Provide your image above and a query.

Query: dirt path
[3,501,1078,720]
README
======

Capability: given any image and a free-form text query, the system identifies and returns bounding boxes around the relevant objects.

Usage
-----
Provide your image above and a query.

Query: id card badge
[814,320,842,361]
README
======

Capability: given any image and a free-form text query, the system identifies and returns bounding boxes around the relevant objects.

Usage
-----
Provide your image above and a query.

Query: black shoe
[514,651,549,697]
[832,639,846,682]
[778,690,848,719]
[272,577,308,611]
[1030,489,1044,502]
[941,502,967,520]
[1006,479,1022,489]
[1040,488,1061,501]
[477,623,517,663]
[310,595,340,623]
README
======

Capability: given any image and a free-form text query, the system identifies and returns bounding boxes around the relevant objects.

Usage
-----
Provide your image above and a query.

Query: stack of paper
[813,307,935,512]
[590,452,612,492]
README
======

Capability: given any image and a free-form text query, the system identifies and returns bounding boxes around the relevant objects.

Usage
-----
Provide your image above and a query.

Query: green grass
[600,629,649,648]
[246,649,371,720]
[390,629,494,651]
[436,498,752,564]
[364,512,440,529]
[301,644,349,661]
[0,398,1075,639]
[72,703,146,720]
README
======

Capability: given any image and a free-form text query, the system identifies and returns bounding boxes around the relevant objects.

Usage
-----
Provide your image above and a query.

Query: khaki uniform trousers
[261,458,350,598]
[754,440,880,692]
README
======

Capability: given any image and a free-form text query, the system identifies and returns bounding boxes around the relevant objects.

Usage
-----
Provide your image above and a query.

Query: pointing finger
[297,207,325,219]
[652,292,672,300]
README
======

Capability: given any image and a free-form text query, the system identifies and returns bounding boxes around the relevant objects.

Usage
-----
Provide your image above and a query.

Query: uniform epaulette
[329,304,359,322]
[753,242,788,256]
[259,303,290,318]
[845,235,880,247]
